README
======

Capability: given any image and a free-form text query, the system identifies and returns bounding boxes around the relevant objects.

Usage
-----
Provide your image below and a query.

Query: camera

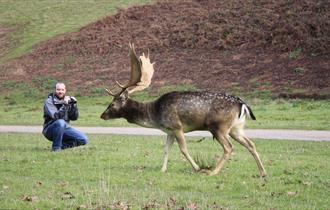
[68,96,77,104]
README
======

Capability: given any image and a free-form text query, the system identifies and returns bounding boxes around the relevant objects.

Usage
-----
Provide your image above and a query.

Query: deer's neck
[123,99,156,128]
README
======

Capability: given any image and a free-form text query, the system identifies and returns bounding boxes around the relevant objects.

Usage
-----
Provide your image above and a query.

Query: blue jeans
[43,119,88,151]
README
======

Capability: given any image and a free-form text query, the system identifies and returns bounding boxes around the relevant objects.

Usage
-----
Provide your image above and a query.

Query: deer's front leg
[161,134,175,172]
[174,130,200,171]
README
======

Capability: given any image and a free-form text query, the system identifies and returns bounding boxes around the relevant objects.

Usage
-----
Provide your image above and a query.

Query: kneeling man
[42,82,88,152]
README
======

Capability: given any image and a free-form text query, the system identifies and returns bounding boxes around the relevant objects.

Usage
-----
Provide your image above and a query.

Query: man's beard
[56,93,65,100]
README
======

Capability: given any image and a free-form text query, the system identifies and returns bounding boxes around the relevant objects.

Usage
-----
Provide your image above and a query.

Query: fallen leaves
[271,191,299,198]
[302,181,312,186]
[77,204,88,209]
[287,191,298,196]
[36,181,43,187]
[267,159,274,166]
[142,200,160,209]
[21,195,38,202]
[58,180,69,187]
[135,166,146,173]
[110,201,130,210]
[61,191,75,200]
[167,196,177,208]
[186,202,198,210]
[140,197,226,210]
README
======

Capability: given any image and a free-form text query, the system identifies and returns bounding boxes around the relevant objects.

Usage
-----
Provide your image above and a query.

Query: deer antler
[106,43,154,96]
[105,88,116,96]
[117,43,154,94]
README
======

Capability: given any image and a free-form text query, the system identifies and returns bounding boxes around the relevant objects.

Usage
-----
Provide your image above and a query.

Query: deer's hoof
[161,168,167,173]
[207,170,220,176]
[198,169,212,174]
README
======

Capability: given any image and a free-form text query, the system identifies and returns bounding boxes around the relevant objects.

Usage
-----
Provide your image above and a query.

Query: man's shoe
[52,148,61,152]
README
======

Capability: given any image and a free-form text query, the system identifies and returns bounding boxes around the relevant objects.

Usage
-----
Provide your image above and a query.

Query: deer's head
[100,43,154,120]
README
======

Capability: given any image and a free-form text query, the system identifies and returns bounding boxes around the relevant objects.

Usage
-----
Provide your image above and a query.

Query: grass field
[0,133,329,209]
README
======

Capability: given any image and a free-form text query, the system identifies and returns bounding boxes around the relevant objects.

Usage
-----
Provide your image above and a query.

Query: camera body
[68,97,77,104]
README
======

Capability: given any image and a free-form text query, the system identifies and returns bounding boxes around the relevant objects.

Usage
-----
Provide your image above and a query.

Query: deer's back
[153,91,244,132]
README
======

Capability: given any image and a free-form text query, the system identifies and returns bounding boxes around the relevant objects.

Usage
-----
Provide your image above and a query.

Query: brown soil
[1,0,329,98]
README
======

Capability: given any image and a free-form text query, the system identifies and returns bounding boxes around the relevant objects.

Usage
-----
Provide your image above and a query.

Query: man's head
[54,82,66,99]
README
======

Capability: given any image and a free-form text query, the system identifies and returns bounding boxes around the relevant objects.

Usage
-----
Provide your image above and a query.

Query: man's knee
[81,135,88,145]
[77,133,88,145]
[53,119,67,129]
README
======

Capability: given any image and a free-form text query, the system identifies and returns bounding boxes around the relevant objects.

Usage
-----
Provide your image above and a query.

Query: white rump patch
[239,104,250,119]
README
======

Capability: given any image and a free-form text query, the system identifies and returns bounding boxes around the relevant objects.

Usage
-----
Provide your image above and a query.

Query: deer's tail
[239,103,256,120]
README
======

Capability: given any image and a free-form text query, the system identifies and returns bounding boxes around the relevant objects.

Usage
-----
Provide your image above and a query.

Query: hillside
[1,0,329,98]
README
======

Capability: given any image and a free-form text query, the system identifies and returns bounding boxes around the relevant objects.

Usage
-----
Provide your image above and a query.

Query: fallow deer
[100,43,267,177]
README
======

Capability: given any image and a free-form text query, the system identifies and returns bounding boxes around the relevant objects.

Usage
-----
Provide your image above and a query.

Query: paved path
[0,125,329,141]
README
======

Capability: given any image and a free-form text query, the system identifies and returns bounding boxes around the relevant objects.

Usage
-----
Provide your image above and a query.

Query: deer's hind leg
[208,128,233,176]
[173,130,200,171]
[230,125,267,177]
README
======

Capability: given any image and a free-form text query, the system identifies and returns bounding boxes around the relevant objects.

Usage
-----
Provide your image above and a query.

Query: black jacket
[43,93,79,128]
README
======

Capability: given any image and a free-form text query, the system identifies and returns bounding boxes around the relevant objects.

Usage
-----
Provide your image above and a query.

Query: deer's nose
[100,113,107,120]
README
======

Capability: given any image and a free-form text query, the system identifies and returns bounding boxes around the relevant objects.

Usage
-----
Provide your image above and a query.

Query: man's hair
[54,82,66,90]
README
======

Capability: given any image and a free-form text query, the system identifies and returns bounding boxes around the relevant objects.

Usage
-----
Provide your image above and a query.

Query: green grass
[0,133,329,209]
[247,98,330,130]
[0,0,153,62]
[1,89,330,130]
